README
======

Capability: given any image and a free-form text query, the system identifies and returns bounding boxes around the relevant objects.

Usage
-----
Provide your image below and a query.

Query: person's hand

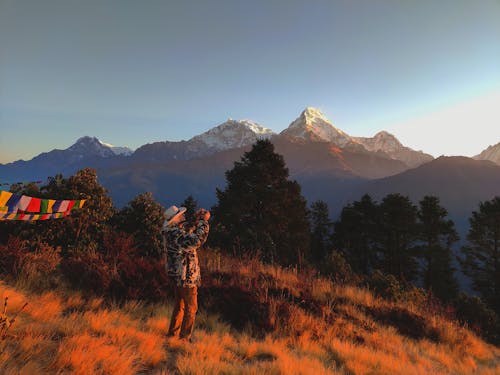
[196,208,211,221]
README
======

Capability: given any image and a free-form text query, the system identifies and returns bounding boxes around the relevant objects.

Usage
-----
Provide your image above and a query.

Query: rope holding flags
[0,180,42,187]
[0,191,86,221]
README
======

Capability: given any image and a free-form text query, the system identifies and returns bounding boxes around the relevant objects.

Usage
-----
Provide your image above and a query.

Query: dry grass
[0,252,499,374]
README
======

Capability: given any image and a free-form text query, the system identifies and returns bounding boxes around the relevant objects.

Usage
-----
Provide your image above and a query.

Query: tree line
[0,139,499,341]
[209,141,499,309]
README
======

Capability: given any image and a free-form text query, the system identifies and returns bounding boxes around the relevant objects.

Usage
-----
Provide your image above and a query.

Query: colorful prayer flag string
[0,180,42,187]
[0,191,86,221]
[0,212,70,221]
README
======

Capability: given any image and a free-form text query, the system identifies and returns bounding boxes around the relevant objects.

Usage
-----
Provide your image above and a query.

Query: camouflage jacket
[162,219,209,287]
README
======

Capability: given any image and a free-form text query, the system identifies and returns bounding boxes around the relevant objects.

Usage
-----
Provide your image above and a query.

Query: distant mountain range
[1,108,499,236]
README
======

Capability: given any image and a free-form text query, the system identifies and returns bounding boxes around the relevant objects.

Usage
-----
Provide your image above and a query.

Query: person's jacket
[162,219,209,287]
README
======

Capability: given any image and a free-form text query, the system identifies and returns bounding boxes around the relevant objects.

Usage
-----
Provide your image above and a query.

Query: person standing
[162,205,210,341]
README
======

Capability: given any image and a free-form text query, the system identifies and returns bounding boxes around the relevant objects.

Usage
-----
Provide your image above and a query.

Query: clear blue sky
[1,0,499,163]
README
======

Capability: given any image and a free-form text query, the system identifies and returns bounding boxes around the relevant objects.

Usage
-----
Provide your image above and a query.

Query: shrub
[18,242,61,290]
[367,270,406,301]
[0,237,29,277]
[111,253,168,302]
[20,242,61,279]
[60,230,168,301]
[60,248,113,295]
[454,293,500,345]
[322,250,358,284]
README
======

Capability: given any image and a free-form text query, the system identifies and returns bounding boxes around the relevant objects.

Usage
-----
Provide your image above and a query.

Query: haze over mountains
[1,107,499,239]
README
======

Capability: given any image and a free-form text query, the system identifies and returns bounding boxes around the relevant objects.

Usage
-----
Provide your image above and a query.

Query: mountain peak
[189,119,274,151]
[353,131,433,168]
[74,135,100,145]
[281,107,352,146]
[302,107,329,121]
[373,130,397,139]
[68,136,132,157]
[212,119,273,136]
[474,141,500,165]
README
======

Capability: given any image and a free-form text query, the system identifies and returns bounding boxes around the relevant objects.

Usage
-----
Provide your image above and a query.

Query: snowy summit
[189,119,274,151]
[68,136,133,158]
[280,107,352,147]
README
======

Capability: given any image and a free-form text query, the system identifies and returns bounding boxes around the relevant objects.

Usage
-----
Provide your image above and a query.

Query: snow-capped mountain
[474,142,500,165]
[280,108,432,167]
[189,119,274,151]
[280,107,352,147]
[353,131,433,168]
[0,136,132,182]
[98,141,133,156]
[133,119,274,161]
[67,136,133,158]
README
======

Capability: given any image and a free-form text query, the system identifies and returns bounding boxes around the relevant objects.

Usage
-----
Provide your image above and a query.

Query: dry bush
[59,230,168,301]
[0,237,28,277]
[20,243,60,279]
[18,243,61,290]
[60,249,113,295]
[111,254,168,301]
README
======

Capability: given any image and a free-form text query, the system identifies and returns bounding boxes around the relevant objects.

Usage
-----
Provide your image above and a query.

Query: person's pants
[167,285,198,340]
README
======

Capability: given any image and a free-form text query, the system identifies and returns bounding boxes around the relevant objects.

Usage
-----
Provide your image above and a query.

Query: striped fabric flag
[0,212,73,221]
[0,191,86,221]
[17,195,31,211]
[26,197,41,213]
[0,191,13,207]
[57,200,70,213]
[45,199,56,213]
[5,194,21,212]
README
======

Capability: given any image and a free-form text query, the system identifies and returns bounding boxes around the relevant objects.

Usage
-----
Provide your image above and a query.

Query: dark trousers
[168,285,198,340]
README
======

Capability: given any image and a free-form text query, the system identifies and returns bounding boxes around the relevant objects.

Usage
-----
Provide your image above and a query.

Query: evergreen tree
[210,140,310,266]
[114,192,165,258]
[416,196,459,302]
[309,200,332,265]
[332,194,378,275]
[460,196,500,313]
[181,195,198,225]
[376,193,418,281]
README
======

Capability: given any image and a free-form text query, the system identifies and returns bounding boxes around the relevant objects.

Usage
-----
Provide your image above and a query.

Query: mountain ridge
[474,141,500,165]
[1,107,434,169]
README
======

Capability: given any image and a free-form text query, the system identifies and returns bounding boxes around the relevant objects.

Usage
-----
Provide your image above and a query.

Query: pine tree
[332,194,378,275]
[114,192,165,258]
[181,195,198,225]
[376,193,419,282]
[309,200,332,265]
[460,196,500,313]
[416,196,459,302]
[210,140,310,266]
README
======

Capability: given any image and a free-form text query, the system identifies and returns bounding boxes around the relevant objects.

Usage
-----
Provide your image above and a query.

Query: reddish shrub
[102,230,137,259]
[111,253,168,301]
[0,236,29,277]
[60,250,113,295]
[199,286,280,333]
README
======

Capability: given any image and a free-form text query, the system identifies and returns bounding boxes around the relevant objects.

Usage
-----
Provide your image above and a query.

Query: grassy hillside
[0,251,499,375]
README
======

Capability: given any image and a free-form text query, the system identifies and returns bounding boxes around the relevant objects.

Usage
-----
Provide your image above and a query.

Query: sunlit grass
[0,252,499,374]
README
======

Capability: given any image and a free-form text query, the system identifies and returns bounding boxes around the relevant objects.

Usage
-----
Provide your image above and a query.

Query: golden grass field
[0,251,499,374]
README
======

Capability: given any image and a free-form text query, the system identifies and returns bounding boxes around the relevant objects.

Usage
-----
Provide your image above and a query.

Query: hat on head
[164,205,187,222]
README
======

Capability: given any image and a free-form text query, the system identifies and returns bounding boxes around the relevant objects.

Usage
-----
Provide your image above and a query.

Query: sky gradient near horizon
[1,0,499,163]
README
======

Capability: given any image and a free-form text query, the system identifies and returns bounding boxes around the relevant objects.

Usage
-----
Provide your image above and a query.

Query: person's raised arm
[185,209,210,247]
